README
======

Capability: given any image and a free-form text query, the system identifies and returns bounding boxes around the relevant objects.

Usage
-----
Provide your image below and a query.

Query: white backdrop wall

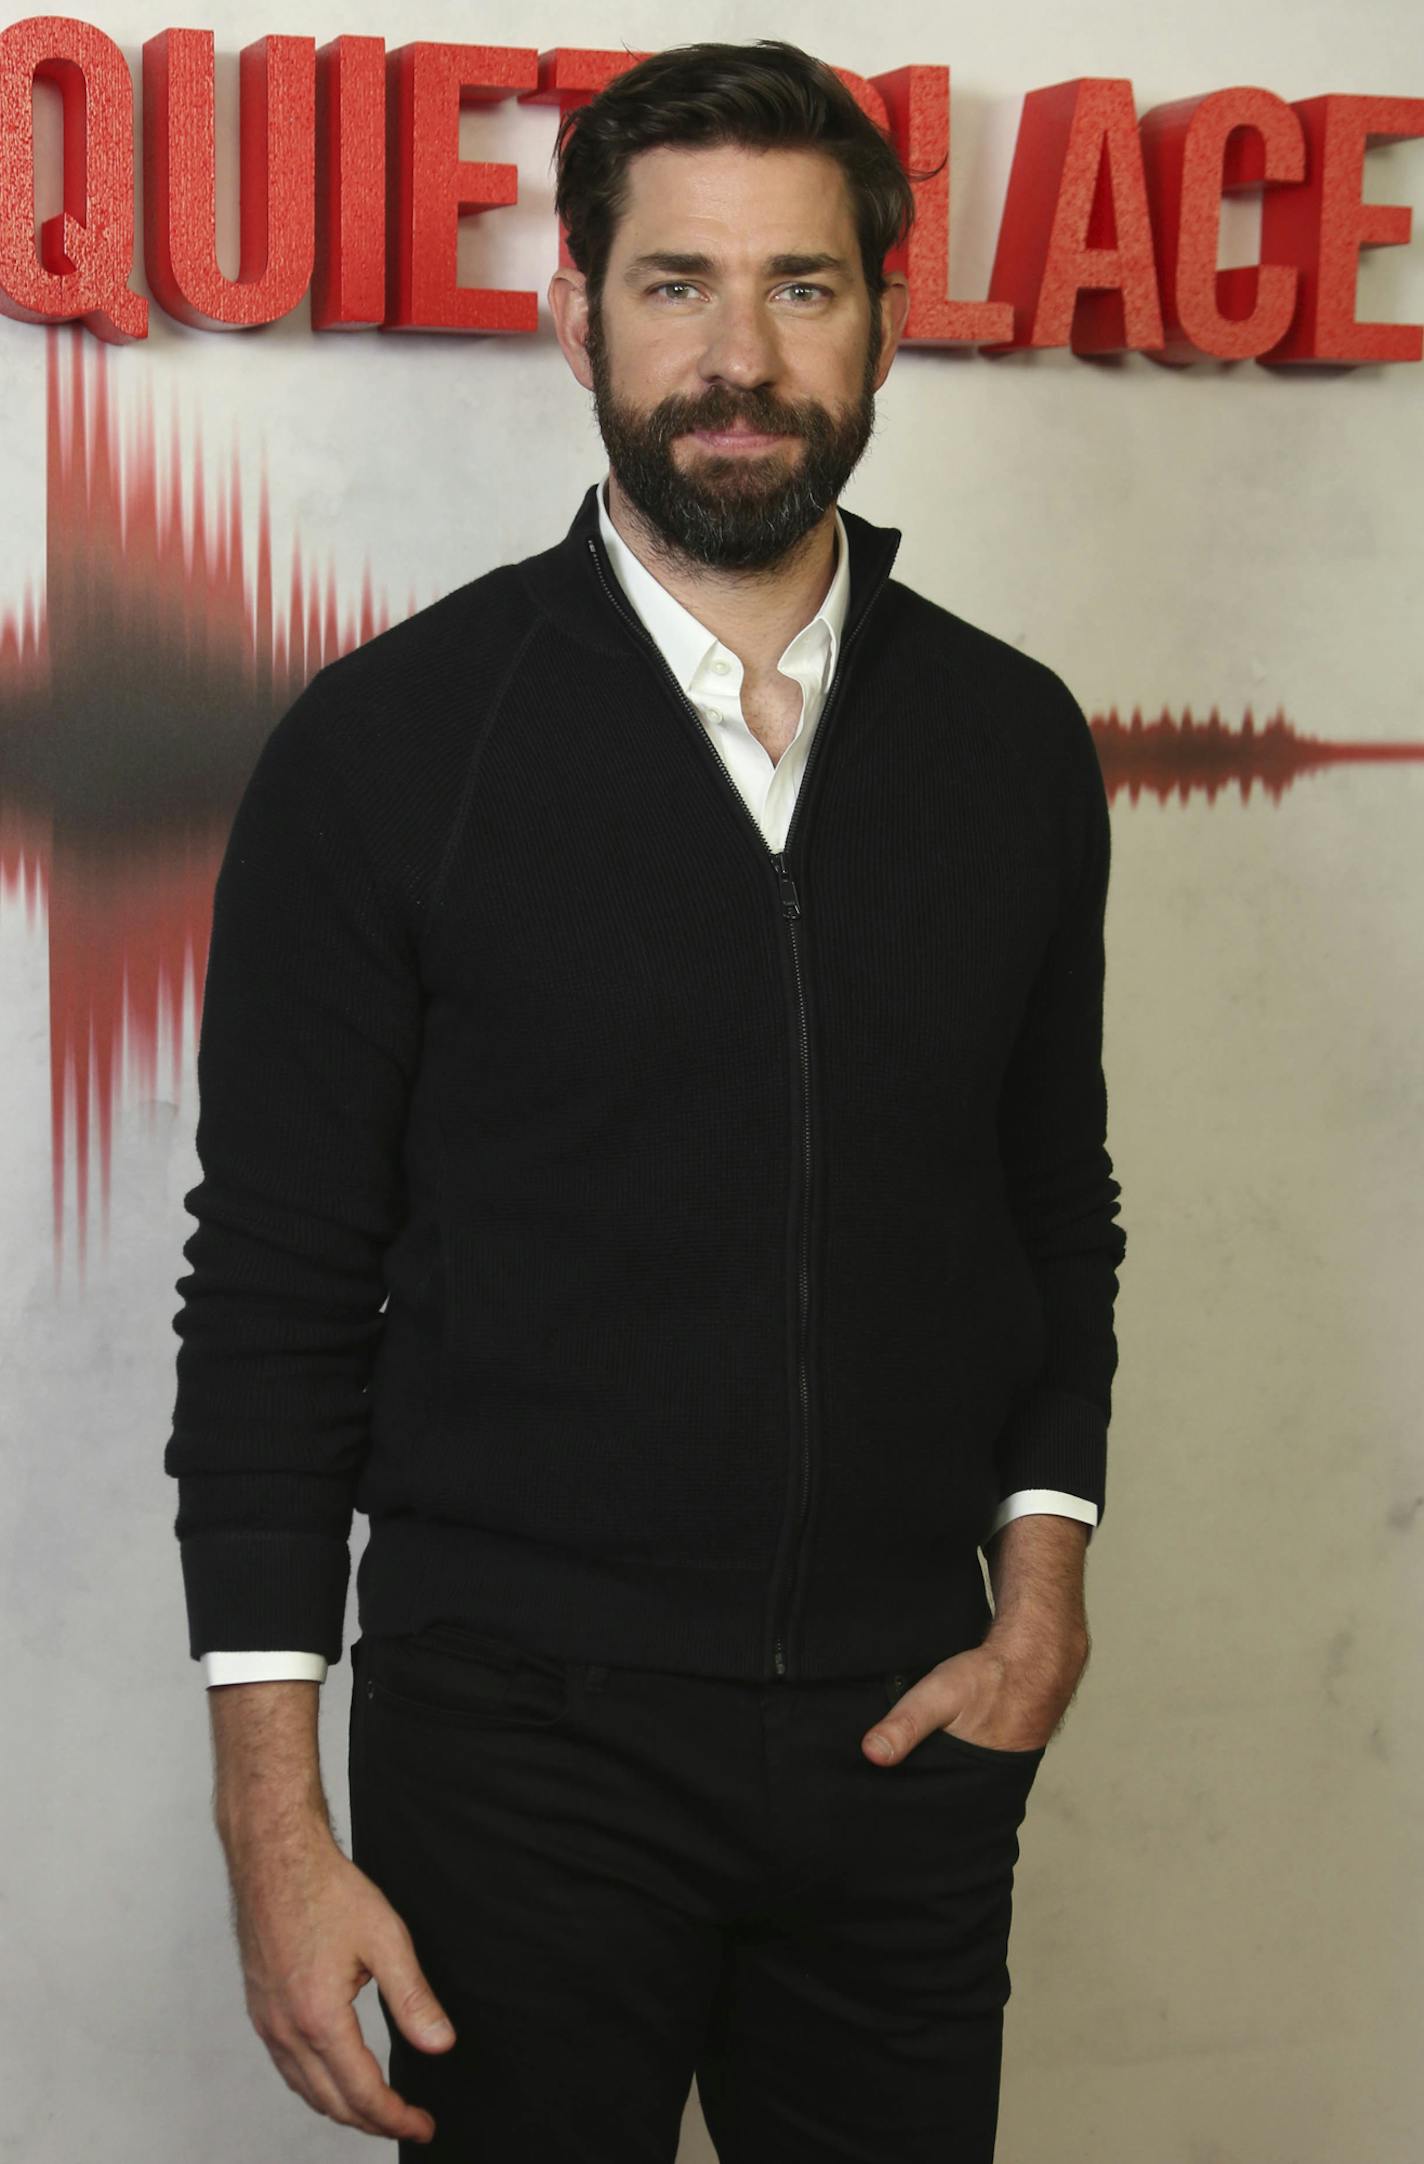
[1,2,1422,2157]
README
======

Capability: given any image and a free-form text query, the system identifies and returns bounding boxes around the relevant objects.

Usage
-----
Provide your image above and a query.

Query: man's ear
[874,276,912,389]
[548,267,594,391]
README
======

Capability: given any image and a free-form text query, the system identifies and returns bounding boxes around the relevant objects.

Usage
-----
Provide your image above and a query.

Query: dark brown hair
[552,39,942,313]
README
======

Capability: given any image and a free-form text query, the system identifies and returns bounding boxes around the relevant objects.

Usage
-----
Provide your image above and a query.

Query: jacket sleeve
[992,683,1127,1529]
[164,671,424,1664]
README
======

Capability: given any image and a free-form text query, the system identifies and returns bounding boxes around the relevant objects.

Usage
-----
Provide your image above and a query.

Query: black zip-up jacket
[165,480,1127,1682]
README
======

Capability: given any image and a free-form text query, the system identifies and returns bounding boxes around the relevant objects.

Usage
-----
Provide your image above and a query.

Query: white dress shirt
[201,474,1096,1687]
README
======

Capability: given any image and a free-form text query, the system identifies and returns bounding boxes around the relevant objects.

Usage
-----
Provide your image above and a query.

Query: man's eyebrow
[620,251,852,285]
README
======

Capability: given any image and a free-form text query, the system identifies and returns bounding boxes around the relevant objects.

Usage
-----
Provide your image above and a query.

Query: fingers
[229,1825,455,2141]
[266,2005,438,2143]
[268,2035,393,2137]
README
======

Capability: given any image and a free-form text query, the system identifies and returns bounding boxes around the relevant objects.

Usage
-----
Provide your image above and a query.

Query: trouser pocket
[362,1621,573,1732]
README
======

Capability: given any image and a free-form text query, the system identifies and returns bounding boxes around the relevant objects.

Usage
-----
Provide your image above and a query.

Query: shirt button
[702,706,719,724]
[711,658,731,674]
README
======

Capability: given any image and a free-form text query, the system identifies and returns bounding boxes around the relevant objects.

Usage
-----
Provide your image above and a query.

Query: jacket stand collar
[518,479,904,661]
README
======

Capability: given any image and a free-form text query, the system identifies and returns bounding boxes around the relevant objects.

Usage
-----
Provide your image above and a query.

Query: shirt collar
[596,470,850,698]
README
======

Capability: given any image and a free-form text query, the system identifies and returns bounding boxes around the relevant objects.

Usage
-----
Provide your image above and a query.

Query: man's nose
[695,295,784,391]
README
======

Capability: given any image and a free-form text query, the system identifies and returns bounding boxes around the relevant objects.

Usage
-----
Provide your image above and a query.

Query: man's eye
[647,282,831,303]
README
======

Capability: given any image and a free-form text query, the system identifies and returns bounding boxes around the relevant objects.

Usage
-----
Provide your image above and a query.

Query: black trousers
[347,1617,1044,2163]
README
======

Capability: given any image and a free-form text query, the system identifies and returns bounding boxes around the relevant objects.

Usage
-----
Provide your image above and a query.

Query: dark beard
[585,298,882,573]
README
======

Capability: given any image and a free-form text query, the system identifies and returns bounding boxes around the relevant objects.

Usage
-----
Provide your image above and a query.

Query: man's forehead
[614,144,853,259]
[622,140,842,200]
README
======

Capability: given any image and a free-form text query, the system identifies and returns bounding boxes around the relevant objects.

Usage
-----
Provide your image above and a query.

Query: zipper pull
[771,853,801,920]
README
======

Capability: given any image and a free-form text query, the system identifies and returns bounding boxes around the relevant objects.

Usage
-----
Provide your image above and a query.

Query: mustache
[662,397,806,437]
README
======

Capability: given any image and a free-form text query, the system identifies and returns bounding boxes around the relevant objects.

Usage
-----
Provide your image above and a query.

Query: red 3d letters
[0,14,147,337]
[1,18,1420,366]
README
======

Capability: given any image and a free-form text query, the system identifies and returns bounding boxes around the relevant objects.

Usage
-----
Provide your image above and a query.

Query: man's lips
[688,425,792,450]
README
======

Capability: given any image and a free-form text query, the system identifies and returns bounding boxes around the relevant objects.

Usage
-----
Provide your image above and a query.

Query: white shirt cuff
[983,1488,1099,1544]
[202,1650,329,1686]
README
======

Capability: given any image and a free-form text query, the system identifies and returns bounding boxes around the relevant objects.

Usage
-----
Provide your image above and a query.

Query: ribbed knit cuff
[177,1530,351,1665]
[993,1386,1109,1524]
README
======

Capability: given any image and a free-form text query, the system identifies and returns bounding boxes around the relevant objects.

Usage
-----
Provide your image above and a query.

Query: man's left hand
[860,1628,1089,1765]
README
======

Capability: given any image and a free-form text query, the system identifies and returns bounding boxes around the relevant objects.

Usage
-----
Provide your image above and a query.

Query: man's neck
[604,469,838,680]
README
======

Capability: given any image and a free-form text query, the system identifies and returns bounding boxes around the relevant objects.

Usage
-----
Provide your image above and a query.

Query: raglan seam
[425,611,547,938]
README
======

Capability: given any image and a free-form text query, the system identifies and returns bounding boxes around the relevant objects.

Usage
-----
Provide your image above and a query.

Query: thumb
[863,1668,961,1763]
[376,1922,457,2052]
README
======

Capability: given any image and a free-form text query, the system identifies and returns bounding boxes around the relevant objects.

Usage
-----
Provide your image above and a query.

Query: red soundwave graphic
[2,324,1422,1287]
[0,324,438,1289]
[1092,703,1424,803]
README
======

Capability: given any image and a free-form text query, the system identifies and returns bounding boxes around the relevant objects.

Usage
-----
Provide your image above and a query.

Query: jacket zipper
[584,530,893,1680]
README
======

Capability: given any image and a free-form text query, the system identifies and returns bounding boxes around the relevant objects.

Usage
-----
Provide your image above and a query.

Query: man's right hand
[220,1807,456,2143]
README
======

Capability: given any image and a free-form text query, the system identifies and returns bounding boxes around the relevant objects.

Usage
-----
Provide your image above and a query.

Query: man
[168,38,1126,2163]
